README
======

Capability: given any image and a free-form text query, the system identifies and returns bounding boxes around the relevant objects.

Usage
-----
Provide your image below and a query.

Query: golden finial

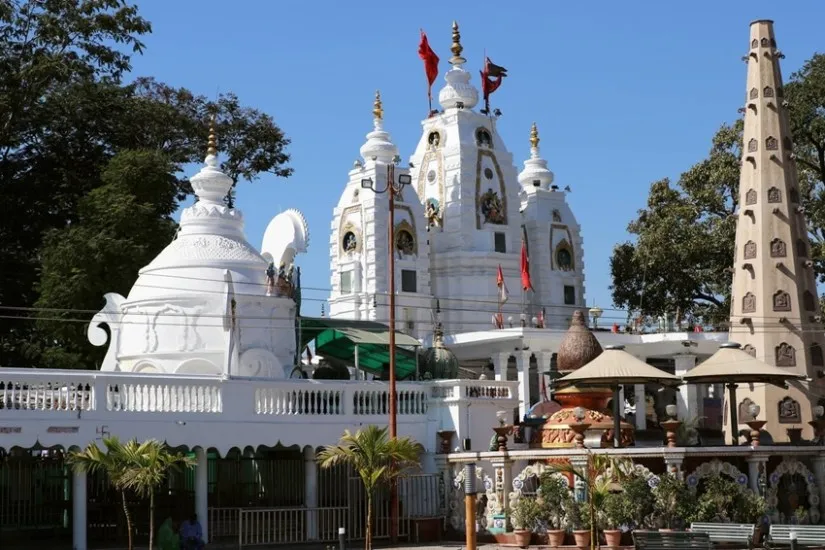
[449,21,466,65]
[372,90,383,120]
[529,122,540,149]
[207,113,217,156]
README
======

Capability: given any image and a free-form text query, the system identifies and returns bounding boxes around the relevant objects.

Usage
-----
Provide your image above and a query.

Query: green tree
[611,53,825,325]
[318,426,422,550]
[69,436,195,550]
[0,1,293,369]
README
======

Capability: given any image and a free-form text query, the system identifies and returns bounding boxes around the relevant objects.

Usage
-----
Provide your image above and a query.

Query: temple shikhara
[3,18,825,550]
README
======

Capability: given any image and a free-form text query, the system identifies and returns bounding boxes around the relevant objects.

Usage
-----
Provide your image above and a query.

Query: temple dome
[556,310,602,372]
[422,326,459,379]
[517,123,555,190]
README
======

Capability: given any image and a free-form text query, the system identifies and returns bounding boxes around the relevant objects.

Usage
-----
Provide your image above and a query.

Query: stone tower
[728,20,825,440]
[328,92,432,339]
[408,22,522,334]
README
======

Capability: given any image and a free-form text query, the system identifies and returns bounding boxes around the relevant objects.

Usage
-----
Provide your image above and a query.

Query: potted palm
[538,472,573,547]
[510,495,543,548]
[651,473,696,530]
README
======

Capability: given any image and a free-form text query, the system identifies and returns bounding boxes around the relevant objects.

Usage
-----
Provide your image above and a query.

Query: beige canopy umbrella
[682,342,807,445]
[555,344,681,447]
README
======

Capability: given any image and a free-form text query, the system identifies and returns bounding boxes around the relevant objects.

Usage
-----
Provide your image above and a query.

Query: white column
[304,446,319,540]
[491,352,509,381]
[72,469,87,550]
[617,385,625,418]
[674,354,698,421]
[535,351,553,401]
[747,457,768,495]
[194,447,208,543]
[634,384,647,430]
[515,352,532,420]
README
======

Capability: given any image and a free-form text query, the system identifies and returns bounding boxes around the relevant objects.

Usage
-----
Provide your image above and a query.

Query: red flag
[480,57,507,110]
[496,264,509,304]
[418,30,439,99]
[521,232,532,291]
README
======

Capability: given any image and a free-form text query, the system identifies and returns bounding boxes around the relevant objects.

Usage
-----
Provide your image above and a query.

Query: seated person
[179,513,205,550]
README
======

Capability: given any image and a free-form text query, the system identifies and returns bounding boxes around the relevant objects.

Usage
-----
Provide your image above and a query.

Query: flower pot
[573,529,591,549]
[604,529,622,547]
[513,529,532,548]
[547,529,566,547]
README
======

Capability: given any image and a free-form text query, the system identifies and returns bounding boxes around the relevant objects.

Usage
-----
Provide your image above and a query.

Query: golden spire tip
[449,20,465,65]
[372,90,383,121]
[207,113,217,156]
[530,122,540,149]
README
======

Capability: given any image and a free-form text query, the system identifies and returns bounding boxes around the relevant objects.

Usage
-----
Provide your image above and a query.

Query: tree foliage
[0,1,292,368]
[610,53,825,326]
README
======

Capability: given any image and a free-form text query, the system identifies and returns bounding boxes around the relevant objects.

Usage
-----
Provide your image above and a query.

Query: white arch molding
[685,459,749,492]
[450,464,493,532]
[767,458,820,524]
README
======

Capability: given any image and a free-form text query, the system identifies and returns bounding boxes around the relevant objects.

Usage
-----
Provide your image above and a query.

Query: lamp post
[589,304,603,330]
[361,154,410,542]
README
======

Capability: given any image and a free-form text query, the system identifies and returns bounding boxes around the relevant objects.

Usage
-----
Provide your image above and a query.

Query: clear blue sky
[128,0,824,322]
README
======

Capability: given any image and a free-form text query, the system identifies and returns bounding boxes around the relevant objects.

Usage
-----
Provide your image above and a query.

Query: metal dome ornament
[556,310,603,372]
[422,301,459,379]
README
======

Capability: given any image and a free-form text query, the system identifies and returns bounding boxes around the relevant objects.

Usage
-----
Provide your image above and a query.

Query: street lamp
[589,304,603,330]
[360,154,410,543]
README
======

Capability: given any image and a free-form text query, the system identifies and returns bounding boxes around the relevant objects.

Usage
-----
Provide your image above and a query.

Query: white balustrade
[0,375,96,411]
[255,387,344,415]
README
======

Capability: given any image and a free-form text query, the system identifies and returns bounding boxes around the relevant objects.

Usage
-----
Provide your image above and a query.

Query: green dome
[422,327,459,379]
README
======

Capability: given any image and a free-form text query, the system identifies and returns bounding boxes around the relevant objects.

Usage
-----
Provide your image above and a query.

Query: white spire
[438,21,479,110]
[191,116,234,204]
[359,90,399,163]
[518,122,554,190]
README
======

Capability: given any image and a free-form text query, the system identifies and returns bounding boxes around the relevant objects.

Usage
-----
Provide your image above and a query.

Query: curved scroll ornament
[767,459,820,523]
[685,459,749,493]
[87,292,126,371]
[450,464,493,532]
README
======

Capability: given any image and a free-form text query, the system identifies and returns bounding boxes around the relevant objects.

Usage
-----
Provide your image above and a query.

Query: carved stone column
[571,455,589,502]
[488,455,513,533]
[434,456,450,519]
[491,352,510,382]
[747,455,769,496]
[663,452,684,480]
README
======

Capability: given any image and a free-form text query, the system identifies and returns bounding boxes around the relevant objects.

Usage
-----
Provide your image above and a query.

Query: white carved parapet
[87,293,125,372]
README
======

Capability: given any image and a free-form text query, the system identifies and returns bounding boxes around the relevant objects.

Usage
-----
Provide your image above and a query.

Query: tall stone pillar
[515,351,532,420]
[634,384,647,430]
[570,455,588,502]
[674,354,698,421]
[747,456,769,495]
[488,456,513,532]
[194,447,209,543]
[304,446,319,540]
[72,468,87,550]
[492,352,510,381]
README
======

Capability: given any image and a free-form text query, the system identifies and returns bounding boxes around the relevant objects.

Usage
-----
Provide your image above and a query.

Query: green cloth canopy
[299,317,421,379]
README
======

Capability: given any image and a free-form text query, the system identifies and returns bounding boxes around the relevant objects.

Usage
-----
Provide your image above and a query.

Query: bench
[634,530,713,550]
[691,522,756,548]
[768,524,825,548]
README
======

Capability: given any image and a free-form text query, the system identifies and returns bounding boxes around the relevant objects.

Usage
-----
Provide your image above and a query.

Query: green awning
[299,317,421,380]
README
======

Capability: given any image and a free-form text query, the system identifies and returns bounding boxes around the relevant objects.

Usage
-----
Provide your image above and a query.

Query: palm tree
[69,437,195,550]
[318,425,422,550]
[546,452,632,550]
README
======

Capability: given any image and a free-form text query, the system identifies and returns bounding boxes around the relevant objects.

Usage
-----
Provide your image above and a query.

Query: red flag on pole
[520,231,532,292]
[496,264,509,305]
[480,57,507,112]
[418,30,439,108]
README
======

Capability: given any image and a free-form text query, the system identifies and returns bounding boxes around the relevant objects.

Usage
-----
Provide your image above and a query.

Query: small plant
[510,495,544,531]
[734,488,766,525]
[795,506,808,525]
[652,473,697,529]
[601,473,654,530]
[565,498,591,531]
[537,473,574,530]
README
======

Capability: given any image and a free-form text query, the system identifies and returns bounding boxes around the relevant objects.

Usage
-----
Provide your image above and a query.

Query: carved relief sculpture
[552,209,562,223]
[739,397,757,421]
[395,228,416,256]
[773,290,791,312]
[776,342,797,367]
[746,189,757,205]
[742,292,756,313]
[770,238,787,258]
[265,262,276,297]
[778,396,802,423]
[479,188,505,225]
[342,230,358,253]
[427,131,441,149]
[766,136,779,150]
[476,128,493,148]
[425,198,442,228]
[748,138,758,152]
[768,187,782,203]
[764,86,774,98]
[750,88,759,100]
[744,241,757,260]
[555,241,574,271]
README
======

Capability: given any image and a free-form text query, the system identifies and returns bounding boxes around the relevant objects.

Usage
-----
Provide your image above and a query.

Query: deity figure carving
[776,342,796,367]
[742,292,756,313]
[342,231,358,253]
[425,198,442,228]
[275,263,295,298]
[770,238,787,258]
[778,396,801,423]
[739,397,757,422]
[476,128,492,148]
[552,209,562,222]
[744,241,757,260]
[766,136,779,150]
[479,188,505,225]
[773,290,791,312]
[748,138,758,152]
[768,187,782,203]
[427,131,440,149]
[746,189,757,205]
[395,230,415,256]
[265,262,277,297]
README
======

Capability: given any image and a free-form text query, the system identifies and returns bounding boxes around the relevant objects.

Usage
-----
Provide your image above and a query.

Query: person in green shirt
[158,517,180,550]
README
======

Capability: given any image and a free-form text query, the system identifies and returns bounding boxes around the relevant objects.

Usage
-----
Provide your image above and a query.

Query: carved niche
[743,344,757,357]
[479,188,505,225]
[744,241,757,260]
[394,221,417,256]
[742,292,756,314]
[341,225,360,254]
[750,88,759,100]
[764,86,775,98]
[770,238,787,258]
[427,130,442,149]
[768,187,782,203]
[751,39,758,49]
[475,128,493,149]
[776,342,797,367]
[773,290,792,312]
[745,189,757,205]
[778,396,802,423]
[797,239,808,257]
[739,397,757,422]
[552,209,562,223]
[812,343,824,367]
[766,136,779,150]
[748,138,758,152]
[804,290,817,312]
[761,37,770,47]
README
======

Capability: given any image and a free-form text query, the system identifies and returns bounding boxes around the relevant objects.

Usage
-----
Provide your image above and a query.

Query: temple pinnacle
[206,113,217,157]
[372,90,383,121]
[530,122,540,149]
[449,21,466,65]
